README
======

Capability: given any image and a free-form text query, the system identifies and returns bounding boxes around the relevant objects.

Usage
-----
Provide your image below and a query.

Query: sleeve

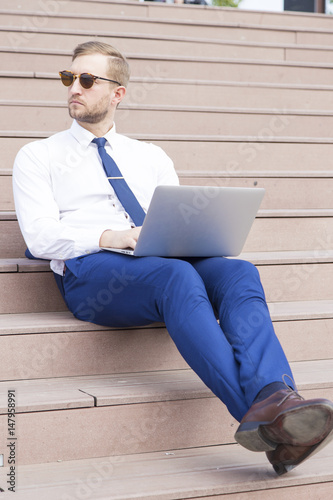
[149,143,180,187]
[12,142,102,261]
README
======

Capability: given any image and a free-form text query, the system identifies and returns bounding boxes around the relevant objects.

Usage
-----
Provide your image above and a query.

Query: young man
[13,41,333,475]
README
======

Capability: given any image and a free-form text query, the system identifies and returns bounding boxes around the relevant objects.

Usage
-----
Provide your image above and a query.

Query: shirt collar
[69,120,118,150]
[103,124,118,150]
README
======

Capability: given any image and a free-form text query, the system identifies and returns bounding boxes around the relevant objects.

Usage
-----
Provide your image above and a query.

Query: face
[67,53,120,128]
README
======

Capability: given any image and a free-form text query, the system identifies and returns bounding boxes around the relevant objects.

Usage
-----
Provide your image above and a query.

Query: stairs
[1,0,333,497]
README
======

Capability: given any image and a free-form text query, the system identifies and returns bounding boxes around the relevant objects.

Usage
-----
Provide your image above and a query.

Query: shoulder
[13,129,72,176]
[16,129,71,157]
[114,133,178,185]
[116,133,172,161]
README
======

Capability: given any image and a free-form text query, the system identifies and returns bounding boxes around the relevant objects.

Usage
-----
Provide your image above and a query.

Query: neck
[77,120,114,138]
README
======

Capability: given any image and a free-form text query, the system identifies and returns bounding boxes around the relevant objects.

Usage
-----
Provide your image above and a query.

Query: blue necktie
[92,137,145,226]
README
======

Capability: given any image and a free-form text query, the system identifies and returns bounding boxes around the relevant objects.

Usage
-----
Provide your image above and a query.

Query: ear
[112,85,126,105]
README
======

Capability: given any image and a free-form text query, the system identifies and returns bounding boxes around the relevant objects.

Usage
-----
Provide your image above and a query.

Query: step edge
[1,360,332,414]
[5,440,333,500]
[1,299,333,334]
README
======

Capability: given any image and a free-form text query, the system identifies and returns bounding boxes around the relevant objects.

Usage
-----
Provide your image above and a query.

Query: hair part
[72,41,130,87]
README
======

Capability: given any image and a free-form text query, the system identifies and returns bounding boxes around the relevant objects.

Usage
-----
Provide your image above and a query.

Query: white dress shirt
[13,120,179,275]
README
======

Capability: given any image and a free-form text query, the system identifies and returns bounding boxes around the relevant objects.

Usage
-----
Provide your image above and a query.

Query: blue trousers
[56,252,293,422]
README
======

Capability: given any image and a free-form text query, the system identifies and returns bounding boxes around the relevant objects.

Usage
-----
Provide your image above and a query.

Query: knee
[154,259,207,318]
[216,259,262,299]
[155,259,209,304]
[225,259,265,305]
[231,259,260,280]
[163,259,202,287]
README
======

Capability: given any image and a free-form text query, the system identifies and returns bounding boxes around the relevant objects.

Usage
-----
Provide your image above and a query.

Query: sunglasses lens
[79,74,95,89]
[60,71,74,87]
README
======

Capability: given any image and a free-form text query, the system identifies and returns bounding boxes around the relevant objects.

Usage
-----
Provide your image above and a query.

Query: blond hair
[72,41,130,87]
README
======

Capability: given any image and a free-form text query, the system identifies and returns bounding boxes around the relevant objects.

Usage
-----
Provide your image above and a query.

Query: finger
[126,237,137,249]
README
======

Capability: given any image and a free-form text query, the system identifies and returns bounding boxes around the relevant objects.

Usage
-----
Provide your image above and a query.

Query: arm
[13,142,103,260]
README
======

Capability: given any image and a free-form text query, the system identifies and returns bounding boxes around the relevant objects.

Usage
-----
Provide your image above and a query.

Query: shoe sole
[235,403,333,452]
[272,429,333,476]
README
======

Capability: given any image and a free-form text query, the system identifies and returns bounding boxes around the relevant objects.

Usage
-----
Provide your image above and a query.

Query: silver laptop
[102,185,265,257]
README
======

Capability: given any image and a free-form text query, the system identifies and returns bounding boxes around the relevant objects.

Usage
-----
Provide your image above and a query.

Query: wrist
[99,229,113,248]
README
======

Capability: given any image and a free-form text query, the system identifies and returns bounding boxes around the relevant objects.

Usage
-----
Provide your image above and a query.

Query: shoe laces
[277,374,305,407]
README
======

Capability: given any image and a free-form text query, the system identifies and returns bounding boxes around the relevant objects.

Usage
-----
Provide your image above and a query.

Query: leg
[189,257,333,456]
[57,252,333,473]
[60,251,248,421]
[189,257,293,407]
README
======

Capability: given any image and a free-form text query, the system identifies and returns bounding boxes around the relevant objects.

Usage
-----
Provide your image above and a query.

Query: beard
[68,95,110,124]
[68,105,109,124]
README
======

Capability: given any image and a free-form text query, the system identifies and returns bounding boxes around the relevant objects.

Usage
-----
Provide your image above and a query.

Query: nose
[69,76,82,94]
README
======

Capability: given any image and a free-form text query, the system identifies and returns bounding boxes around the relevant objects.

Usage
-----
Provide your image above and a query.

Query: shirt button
[124,214,129,219]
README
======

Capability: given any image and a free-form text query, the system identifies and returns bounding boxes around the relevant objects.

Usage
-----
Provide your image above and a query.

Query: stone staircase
[1,0,333,497]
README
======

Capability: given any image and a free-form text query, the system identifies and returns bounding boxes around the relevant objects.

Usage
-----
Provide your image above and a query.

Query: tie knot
[92,137,107,149]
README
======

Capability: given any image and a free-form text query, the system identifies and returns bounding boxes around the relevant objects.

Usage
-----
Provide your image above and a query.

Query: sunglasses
[59,70,121,89]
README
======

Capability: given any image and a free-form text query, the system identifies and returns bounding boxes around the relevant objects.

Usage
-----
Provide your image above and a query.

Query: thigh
[189,257,261,302]
[62,252,204,327]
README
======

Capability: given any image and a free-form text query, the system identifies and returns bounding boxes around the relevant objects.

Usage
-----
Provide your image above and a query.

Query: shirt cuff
[73,227,106,257]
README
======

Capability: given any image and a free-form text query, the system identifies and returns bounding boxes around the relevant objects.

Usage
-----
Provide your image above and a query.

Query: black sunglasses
[59,70,121,89]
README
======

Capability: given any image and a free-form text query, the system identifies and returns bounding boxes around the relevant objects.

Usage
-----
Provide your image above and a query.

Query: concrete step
[0,360,332,465]
[3,73,333,112]
[3,135,333,177]
[2,440,333,499]
[3,173,333,211]
[1,298,333,380]
[0,215,26,259]
[182,177,333,211]
[4,0,333,30]
[1,211,333,259]
[0,314,186,381]
[0,11,313,45]
[0,28,287,62]
[4,6,333,47]
[4,26,333,65]
[0,270,66,313]
[3,48,333,85]
[0,370,237,465]
[159,140,333,177]
[4,0,147,20]
[3,101,333,138]
[1,250,333,313]
[126,79,333,110]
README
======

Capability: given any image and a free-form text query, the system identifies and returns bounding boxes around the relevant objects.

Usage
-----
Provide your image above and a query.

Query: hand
[99,227,142,250]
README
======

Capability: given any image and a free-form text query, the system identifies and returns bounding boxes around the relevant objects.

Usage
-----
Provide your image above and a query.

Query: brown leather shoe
[266,429,333,476]
[234,387,333,452]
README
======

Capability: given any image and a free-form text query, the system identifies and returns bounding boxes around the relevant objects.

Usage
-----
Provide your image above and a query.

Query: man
[13,41,333,475]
